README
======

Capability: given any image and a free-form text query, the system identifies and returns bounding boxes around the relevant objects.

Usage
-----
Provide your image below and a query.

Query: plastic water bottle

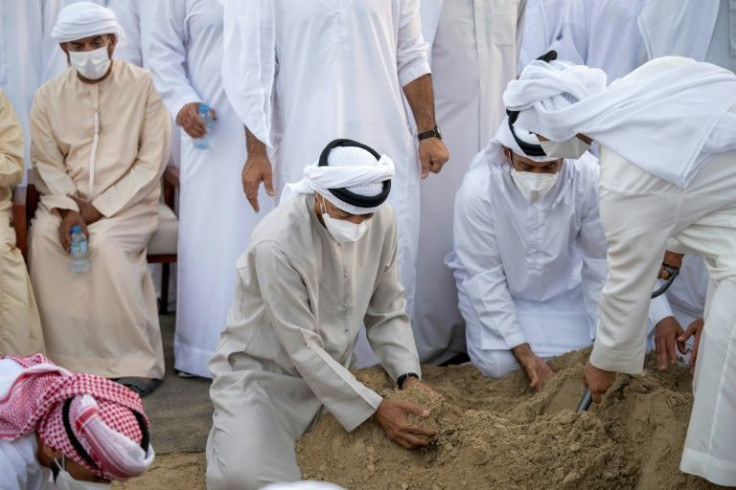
[70,225,90,275]
[193,104,214,150]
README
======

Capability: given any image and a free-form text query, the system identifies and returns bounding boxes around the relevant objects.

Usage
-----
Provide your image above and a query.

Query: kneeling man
[206,140,436,489]
[447,117,607,391]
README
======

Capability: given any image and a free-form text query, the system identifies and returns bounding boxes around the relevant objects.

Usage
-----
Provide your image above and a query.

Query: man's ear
[107,34,117,57]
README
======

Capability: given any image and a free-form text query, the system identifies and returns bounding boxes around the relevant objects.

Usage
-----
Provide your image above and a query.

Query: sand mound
[297,350,717,490]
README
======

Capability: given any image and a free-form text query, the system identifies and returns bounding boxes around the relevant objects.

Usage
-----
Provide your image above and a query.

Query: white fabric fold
[51,2,126,45]
[495,116,557,163]
[504,56,736,187]
[281,155,395,215]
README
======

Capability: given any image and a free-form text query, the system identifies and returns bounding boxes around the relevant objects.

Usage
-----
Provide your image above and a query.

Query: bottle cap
[71,225,82,233]
[198,104,210,114]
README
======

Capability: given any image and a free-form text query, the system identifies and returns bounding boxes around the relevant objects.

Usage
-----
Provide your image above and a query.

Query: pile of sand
[297,350,717,489]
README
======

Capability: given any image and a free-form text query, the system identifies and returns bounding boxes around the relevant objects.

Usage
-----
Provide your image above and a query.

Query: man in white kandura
[446,115,606,389]
[206,140,437,489]
[518,0,568,71]
[220,0,450,367]
[504,53,736,486]
[149,0,268,378]
[413,0,526,363]
[29,3,171,396]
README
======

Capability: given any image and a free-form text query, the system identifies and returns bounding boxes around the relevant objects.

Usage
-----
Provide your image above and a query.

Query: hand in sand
[374,399,437,449]
[583,361,616,404]
[654,316,685,370]
[512,343,555,392]
[678,318,704,375]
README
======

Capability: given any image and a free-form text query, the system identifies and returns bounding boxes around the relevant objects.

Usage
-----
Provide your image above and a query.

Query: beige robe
[206,195,421,489]
[28,61,171,379]
[0,89,43,356]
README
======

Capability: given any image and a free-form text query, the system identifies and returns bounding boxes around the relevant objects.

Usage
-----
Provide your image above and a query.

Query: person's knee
[206,448,264,490]
[470,349,519,379]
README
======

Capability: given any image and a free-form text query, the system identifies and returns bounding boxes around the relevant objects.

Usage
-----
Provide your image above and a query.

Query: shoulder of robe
[458,156,494,204]
[35,67,77,100]
[249,196,313,250]
[113,60,156,89]
[570,152,600,187]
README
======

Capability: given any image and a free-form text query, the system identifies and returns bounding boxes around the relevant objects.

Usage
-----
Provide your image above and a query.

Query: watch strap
[397,372,420,389]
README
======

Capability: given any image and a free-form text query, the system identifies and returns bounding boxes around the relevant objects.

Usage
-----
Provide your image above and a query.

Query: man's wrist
[397,372,419,389]
[511,343,533,361]
[418,126,441,142]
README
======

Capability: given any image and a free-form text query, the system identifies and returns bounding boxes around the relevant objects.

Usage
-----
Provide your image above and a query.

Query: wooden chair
[12,166,180,315]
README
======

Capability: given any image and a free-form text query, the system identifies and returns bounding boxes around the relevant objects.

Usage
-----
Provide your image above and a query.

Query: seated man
[28,2,171,396]
[0,354,155,489]
[0,89,44,356]
[206,139,437,489]
[446,117,607,390]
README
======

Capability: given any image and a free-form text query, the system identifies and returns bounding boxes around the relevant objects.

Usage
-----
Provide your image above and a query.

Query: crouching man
[0,354,155,488]
[447,116,607,391]
[206,140,437,489]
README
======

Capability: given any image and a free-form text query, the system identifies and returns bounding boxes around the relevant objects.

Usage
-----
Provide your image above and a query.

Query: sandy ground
[114,347,718,490]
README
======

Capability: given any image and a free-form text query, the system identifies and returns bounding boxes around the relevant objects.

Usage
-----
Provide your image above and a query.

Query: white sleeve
[147,0,201,119]
[648,294,675,331]
[577,162,608,341]
[221,0,277,148]
[397,0,432,87]
[453,176,526,349]
[419,0,444,54]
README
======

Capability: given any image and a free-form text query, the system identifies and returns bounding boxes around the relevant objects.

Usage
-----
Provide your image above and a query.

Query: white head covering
[281,140,395,215]
[504,56,736,188]
[51,2,125,44]
[495,117,558,163]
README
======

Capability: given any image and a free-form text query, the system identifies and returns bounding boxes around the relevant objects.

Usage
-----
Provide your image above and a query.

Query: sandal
[115,377,163,397]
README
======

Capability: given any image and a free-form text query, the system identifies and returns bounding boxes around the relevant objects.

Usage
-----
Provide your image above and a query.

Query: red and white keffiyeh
[0,354,154,481]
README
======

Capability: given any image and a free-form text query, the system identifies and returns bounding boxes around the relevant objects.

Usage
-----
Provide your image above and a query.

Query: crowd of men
[0,0,735,488]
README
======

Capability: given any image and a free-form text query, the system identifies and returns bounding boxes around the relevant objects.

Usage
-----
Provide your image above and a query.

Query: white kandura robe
[221,0,430,353]
[29,62,171,379]
[517,0,568,72]
[550,0,648,81]
[447,147,607,378]
[149,0,271,378]
[414,0,526,363]
[206,195,420,488]
[0,0,65,185]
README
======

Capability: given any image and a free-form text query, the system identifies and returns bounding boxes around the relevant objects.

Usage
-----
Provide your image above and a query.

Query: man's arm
[241,127,274,212]
[252,241,383,432]
[148,0,206,138]
[0,91,24,189]
[91,79,171,218]
[398,0,449,178]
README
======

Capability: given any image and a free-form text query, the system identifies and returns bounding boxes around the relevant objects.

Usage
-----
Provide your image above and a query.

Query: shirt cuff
[503,331,527,350]
[399,61,431,88]
[44,196,80,214]
[339,389,383,433]
[648,295,674,330]
[590,339,646,375]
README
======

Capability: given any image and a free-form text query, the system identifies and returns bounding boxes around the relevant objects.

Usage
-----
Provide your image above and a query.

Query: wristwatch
[418,126,442,142]
[397,372,420,389]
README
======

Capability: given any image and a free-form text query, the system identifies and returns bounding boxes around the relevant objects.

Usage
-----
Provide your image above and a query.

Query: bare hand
[176,102,216,139]
[654,316,684,370]
[678,318,704,375]
[59,210,88,253]
[659,251,684,279]
[512,343,555,392]
[242,155,275,212]
[418,137,450,179]
[69,195,103,225]
[373,399,437,449]
[583,361,616,404]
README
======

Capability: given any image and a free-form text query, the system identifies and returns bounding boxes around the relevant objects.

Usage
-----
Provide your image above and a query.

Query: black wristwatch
[418,126,442,142]
[397,372,420,389]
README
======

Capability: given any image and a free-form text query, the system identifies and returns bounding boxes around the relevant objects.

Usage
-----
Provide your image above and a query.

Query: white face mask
[320,198,370,243]
[510,168,560,203]
[539,137,590,159]
[69,46,111,81]
[52,457,110,490]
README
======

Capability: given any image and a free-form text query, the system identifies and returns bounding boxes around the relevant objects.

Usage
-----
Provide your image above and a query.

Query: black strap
[61,397,151,470]
[318,139,391,209]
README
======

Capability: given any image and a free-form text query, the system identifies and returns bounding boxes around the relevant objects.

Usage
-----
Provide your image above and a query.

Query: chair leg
[160,263,170,315]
